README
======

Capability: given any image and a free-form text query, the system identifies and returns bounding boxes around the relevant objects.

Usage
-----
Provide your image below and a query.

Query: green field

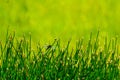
[0,0,120,41]
[0,0,120,79]
[0,31,120,79]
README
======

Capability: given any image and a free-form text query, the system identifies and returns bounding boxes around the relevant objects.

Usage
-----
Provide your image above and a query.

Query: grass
[1,0,120,41]
[0,31,120,80]
[0,0,120,79]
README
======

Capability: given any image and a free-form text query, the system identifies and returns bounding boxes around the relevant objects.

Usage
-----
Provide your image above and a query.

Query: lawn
[0,0,120,79]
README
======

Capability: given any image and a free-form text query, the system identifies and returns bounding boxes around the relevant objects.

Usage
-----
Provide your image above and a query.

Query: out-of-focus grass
[0,0,120,43]
[0,1,120,79]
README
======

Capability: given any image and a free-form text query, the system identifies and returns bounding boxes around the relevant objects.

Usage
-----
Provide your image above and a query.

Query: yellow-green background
[0,0,120,44]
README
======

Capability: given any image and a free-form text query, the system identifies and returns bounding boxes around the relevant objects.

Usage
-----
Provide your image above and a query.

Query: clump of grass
[0,31,120,80]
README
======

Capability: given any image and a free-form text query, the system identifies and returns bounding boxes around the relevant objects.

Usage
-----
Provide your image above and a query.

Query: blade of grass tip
[94,30,100,53]
[75,38,83,60]
[104,37,111,62]
[114,36,118,52]
[76,38,83,50]
[0,40,3,54]
[23,34,29,54]
[3,27,9,53]
[9,31,16,52]
[75,40,80,60]
[96,30,100,43]
[76,39,79,50]
[112,36,118,61]
[79,37,84,56]
[104,37,107,53]
[0,41,2,59]
[8,31,15,45]
[56,39,63,60]
[49,39,58,59]
[29,32,31,54]
[21,34,26,54]
[64,38,71,63]
[116,45,119,56]
[110,38,117,62]
[57,39,69,63]
[61,39,71,62]
[26,40,29,59]
[37,42,42,54]
[111,38,115,52]
[87,32,92,54]
[57,39,61,53]
[107,39,111,52]
[12,30,15,41]
[66,38,71,53]
[80,37,84,49]
[85,32,92,65]
[70,48,74,59]
[75,39,79,50]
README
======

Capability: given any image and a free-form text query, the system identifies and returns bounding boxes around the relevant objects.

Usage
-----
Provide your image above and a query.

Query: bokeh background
[0,0,120,44]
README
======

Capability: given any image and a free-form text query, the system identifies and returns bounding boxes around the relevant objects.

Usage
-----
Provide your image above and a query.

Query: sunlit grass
[0,0,120,79]
[0,31,120,79]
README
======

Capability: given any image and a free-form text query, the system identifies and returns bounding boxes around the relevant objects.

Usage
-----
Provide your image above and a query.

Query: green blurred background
[0,0,120,44]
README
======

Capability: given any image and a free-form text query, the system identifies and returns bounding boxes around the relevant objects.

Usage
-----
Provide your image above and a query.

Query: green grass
[0,1,120,79]
[0,31,120,80]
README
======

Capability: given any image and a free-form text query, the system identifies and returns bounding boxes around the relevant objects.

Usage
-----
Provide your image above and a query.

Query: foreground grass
[0,31,120,80]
